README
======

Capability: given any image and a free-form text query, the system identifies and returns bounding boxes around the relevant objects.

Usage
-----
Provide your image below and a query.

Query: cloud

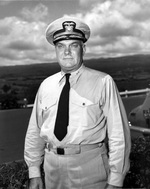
[79,0,104,7]
[20,3,49,21]
[114,0,150,22]
[1,0,150,66]
[76,0,150,57]
[6,39,38,51]
[0,8,53,66]
[0,0,11,6]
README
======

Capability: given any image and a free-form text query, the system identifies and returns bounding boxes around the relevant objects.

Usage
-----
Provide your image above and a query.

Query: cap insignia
[62,21,76,32]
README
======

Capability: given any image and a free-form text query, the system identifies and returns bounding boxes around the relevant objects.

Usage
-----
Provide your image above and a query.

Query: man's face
[55,40,86,73]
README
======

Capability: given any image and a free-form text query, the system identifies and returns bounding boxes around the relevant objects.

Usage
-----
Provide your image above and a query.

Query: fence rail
[26,88,150,135]
[120,88,150,97]
[27,88,150,108]
[130,124,150,135]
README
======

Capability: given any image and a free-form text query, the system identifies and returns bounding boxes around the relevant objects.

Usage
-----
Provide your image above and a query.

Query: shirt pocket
[72,97,94,107]
[41,97,57,120]
[70,94,101,126]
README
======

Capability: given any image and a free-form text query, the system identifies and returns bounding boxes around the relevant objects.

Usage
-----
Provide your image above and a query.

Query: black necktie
[54,73,71,141]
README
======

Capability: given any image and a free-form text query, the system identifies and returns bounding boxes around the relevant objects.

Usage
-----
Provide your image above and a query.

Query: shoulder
[41,72,61,86]
[82,66,116,91]
[38,72,61,95]
[83,66,112,80]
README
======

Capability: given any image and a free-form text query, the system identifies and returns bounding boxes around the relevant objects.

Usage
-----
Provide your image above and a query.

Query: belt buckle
[57,147,65,155]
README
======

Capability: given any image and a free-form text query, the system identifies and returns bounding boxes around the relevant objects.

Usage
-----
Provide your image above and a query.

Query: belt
[45,143,105,155]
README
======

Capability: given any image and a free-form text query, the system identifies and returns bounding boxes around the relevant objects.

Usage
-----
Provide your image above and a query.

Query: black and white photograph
[0,0,150,188]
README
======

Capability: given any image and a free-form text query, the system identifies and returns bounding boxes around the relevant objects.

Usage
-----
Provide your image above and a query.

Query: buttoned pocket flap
[71,90,95,107]
[41,98,57,110]
[72,98,94,107]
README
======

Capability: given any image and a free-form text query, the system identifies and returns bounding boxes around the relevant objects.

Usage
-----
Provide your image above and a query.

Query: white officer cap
[45,17,90,45]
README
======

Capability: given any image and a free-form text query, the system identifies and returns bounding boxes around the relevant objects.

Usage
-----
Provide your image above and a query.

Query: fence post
[125,90,128,98]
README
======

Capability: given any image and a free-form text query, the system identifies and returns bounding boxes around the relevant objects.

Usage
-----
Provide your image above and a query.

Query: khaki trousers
[44,144,109,189]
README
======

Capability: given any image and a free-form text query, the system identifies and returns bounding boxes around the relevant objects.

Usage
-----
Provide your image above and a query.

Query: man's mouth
[63,58,73,60]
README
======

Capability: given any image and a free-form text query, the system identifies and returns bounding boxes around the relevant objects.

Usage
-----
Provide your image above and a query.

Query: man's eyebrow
[56,41,81,46]
[56,42,63,45]
[72,41,80,44]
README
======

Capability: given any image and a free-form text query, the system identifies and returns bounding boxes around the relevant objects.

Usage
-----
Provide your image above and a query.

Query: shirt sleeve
[24,86,45,178]
[102,75,131,187]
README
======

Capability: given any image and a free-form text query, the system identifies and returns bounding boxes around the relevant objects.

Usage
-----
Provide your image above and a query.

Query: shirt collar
[59,64,85,85]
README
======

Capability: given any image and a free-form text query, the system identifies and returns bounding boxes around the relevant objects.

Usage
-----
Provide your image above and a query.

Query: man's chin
[61,65,77,72]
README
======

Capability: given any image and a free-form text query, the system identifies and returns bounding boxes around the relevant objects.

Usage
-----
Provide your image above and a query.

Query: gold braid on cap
[53,21,86,44]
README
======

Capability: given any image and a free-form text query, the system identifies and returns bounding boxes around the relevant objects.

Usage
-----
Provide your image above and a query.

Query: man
[24,17,131,189]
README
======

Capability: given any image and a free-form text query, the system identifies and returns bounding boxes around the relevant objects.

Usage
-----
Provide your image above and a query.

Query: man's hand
[105,184,122,189]
[29,177,44,189]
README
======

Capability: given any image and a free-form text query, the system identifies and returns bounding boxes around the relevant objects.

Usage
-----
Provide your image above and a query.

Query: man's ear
[82,44,86,56]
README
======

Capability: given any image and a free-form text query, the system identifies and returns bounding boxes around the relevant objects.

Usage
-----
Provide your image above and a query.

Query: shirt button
[82,103,85,106]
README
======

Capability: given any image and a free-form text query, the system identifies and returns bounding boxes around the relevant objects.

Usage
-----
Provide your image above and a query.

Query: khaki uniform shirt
[24,65,131,186]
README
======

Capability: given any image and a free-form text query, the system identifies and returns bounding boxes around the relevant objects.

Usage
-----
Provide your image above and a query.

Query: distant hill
[0,54,150,104]
[0,54,150,78]
[85,54,150,72]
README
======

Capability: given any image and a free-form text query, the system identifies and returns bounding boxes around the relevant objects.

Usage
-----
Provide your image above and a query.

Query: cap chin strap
[53,34,86,45]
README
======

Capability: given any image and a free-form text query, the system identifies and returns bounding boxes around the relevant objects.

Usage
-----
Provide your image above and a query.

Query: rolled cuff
[107,171,125,187]
[29,166,41,178]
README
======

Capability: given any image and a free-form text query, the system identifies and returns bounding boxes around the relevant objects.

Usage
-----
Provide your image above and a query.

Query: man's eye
[71,43,79,48]
[57,44,64,48]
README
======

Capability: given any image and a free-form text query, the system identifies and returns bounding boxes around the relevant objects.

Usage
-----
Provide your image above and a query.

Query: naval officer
[24,17,131,189]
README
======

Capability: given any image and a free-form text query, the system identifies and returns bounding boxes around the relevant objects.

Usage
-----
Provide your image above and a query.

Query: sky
[0,0,150,66]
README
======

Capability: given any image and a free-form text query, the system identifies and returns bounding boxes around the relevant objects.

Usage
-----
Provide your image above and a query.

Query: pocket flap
[41,97,57,110]
[71,90,95,107]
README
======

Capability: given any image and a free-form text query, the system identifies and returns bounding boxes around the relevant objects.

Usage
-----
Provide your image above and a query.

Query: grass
[0,136,150,189]
[0,160,28,189]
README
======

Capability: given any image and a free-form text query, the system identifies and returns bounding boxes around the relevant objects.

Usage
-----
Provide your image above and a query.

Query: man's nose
[64,46,71,55]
